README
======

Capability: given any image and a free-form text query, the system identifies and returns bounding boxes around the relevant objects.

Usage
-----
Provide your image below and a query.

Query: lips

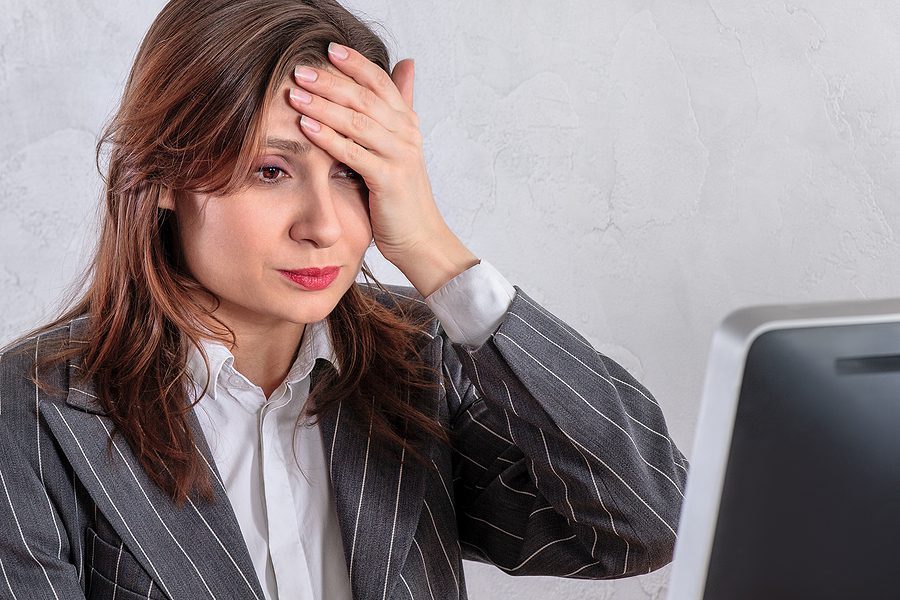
[283,267,340,277]
[278,266,341,291]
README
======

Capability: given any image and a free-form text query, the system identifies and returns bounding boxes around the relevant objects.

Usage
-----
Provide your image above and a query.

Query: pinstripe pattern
[0,286,686,599]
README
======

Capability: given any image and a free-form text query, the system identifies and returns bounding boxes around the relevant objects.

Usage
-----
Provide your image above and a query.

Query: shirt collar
[184,318,338,402]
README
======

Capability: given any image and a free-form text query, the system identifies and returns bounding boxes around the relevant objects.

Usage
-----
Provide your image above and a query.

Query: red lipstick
[278,267,341,291]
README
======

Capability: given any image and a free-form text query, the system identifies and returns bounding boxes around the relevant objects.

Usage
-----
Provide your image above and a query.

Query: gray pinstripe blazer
[0,286,688,600]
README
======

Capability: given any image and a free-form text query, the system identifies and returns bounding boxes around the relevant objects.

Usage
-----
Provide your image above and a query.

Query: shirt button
[227,375,243,387]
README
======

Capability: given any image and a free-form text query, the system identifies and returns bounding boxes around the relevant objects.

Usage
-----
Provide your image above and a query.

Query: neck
[188,292,310,398]
[228,323,307,399]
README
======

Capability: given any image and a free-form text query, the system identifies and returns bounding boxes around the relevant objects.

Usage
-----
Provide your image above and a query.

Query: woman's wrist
[386,228,480,297]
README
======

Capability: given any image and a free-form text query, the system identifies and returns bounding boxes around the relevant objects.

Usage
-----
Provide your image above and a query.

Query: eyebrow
[264,137,311,156]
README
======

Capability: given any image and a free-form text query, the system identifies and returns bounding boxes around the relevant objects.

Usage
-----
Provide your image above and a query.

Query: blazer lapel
[39,316,265,600]
[315,339,440,600]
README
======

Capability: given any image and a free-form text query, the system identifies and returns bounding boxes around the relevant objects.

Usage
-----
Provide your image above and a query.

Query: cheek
[342,193,373,250]
[177,200,268,277]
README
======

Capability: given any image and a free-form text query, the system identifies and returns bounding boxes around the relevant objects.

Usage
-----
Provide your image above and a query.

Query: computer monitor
[667,299,900,600]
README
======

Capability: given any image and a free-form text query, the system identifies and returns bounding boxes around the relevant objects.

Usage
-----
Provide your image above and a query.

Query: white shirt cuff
[424,259,516,348]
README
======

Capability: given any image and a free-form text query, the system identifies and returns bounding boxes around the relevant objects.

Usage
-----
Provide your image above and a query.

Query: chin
[285,295,343,324]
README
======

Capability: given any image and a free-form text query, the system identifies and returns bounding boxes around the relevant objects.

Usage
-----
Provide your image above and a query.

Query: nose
[289,180,343,249]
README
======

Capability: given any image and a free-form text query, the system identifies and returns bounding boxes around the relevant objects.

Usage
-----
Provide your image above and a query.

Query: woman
[0,0,688,598]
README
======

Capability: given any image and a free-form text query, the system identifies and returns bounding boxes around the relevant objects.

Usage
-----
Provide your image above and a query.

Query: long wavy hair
[8,0,447,507]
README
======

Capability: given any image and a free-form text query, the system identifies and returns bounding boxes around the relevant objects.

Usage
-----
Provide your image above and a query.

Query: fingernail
[300,115,321,133]
[294,65,318,82]
[328,42,349,60]
[290,88,312,104]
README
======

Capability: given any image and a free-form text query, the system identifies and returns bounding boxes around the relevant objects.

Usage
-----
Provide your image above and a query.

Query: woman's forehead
[264,65,356,147]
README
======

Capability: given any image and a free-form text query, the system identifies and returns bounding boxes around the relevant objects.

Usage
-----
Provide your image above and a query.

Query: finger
[325,42,409,113]
[391,59,415,109]
[294,64,406,132]
[289,87,402,158]
[298,114,381,180]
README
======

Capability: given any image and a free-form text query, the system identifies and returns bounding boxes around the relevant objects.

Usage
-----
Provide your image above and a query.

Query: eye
[335,164,363,183]
[254,165,288,185]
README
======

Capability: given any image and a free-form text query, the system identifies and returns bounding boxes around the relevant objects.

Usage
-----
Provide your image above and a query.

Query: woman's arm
[442,286,688,578]
[291,43,688,577]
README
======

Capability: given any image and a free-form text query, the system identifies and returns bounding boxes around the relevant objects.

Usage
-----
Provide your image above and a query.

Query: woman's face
[168,73,373,332]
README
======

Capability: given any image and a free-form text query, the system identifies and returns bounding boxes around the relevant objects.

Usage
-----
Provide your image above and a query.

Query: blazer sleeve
[442,286,689,579]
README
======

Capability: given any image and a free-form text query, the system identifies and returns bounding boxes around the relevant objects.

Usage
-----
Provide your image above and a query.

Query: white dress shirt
[185,260,515,600]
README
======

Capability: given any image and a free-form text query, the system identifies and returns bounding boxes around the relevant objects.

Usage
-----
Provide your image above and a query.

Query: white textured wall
[3,1,900,598]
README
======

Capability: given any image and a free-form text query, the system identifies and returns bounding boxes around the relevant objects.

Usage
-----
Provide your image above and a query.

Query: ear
[158,188,175,210]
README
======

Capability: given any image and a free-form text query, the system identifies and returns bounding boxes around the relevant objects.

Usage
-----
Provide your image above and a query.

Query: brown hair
[9,0,447,506]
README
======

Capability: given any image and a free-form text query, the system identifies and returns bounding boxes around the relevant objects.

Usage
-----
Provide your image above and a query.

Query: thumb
[391,58,415,108]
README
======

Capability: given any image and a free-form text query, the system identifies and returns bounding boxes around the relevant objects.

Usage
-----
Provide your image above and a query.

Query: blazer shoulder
[0,320,73,371]
[359,282,440,335]
[360,281,424,304]
[0,318,80,417]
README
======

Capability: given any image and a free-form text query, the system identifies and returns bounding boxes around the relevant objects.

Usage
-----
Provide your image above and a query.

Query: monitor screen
[701,322,900,599]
